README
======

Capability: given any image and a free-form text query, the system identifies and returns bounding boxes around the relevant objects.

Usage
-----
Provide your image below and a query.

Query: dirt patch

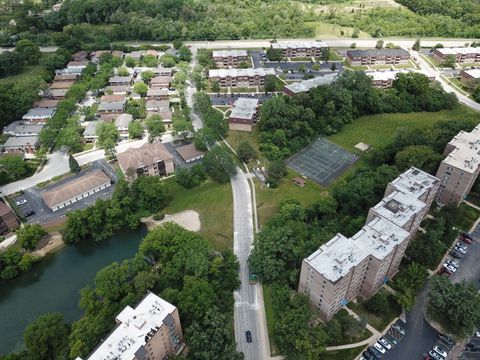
[32,232,65,257]
[142,210,201,232]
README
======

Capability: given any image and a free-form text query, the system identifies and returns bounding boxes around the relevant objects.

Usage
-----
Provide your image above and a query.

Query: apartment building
[436,124,480,205]
[299,167,439,320]
[229,97,259,132]
[460,68,480,86]
[283,73,338,96]
[271,41,329,59]
[22,108,56,124]
[432,47,480,64]
[208,68,275,88]
[212,50,248,67]
[117,142,174,179]
[346,49,410,66]
[77,292,184,360]
[365,70,434,89]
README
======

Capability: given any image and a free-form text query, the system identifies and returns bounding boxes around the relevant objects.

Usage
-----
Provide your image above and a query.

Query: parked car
[442,263,457,274]
[373,342,386,354]
[450,249,464,259]
[359,357,367,360]
[460,233,473,244]
[461,231,474,241]
[15,199,27,206]
[438,333,455,348]
[379,337,392,350]
[433,345,448,358]
[454,245,467,254]
[363,351,375,360]
[392,323,406,336]
[428,349,444,360]
[445,259,460,269]
[456,242,468,250]
[245,331,252,343]
[367,346,382,359]
[438,267,451,277]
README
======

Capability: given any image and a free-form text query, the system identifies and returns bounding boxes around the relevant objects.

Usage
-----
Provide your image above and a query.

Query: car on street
[442,263,457,274]
[450,249,464,259]
[245,331,252,343]
[445,259,460,269]
[392,323,406,336]
[378,337,392,350]
[433,345,448,358]
[367,346,382,359]
[428,349,444,360]
[373,342,386,354]
[438,333,455,348]
[15,199,27,205]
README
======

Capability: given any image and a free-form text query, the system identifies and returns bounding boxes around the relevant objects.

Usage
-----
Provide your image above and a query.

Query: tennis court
[286,138,358,186]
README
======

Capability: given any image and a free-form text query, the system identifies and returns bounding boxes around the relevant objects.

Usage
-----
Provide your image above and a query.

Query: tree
[14,39,41,65]
[178,46,192,62]
[268,160,287,180]
[202,146,237,183]
[160,54,177,68]
[97,122,119,147]
[179,276,216,322]
[24,313,70,360]
[141,70,155,83]
[194,128,216,151]
[375,40,384,49]
[16,224,47,251]
[69,154,80,173]
[365,290,390,314]
[394,145,442,174]
[145,115,166,142]
[117,67,129,76]
[175,164,206,188]
[133,81,148,96]
[125,56,136,67]
[173,40,184,49]
[211,80,220,93]
[442,54,456,69]
[0,154,30,180]
[266,47,283,61]
[474,85,480,103]
[264,75,277,92]
[172,119,194,141]
[412,39,421,51]
[237,141,257,163]
[128,121,144,139]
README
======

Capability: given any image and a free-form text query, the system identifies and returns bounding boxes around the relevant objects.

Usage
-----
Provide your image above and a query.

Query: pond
[0,226,147,354]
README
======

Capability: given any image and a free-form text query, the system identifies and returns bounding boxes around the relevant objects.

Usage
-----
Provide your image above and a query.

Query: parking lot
[10,160,117,225]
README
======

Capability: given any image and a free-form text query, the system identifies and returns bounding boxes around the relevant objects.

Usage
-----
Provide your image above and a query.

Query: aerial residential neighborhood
[1,1,480,360]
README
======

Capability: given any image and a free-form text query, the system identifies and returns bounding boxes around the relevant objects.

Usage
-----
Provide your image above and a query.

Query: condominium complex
[436,124,480,205]
[346,49,410,66]
[460,68,480,86]
[365,70,434,89]
[283,73,338,96]
[228,97,259,132]
[208,68,275,87]
[212,50,248,67]
[77,292,184,360]
[432,47,480,64]
[298,167,439,320]
[271,41,329,59]
[117,142,174,179]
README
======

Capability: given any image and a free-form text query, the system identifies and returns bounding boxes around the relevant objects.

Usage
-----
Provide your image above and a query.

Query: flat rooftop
[371,190,426,229]
[230,97,258,120]
[366,69,432,81]
[305,234,368,283]
[435,47,480,55]
[389,167,439,200]
[463,68,480,79]
[272,41,328,49]
[347,48,410,57]
[443,124,480,173]
[209,68,275,78]
[212,49,248,57]
[284,73,338,94]
[82,292,176,360]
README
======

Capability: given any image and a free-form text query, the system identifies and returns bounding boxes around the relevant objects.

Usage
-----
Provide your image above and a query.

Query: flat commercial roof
[212,49,248,57]
[463,68,480,79]
[366,69,432,81]
[272,40,328,49]
[209,68,275,78]
[230,97,258,120]
[81,292,176,360]
[389,167,439,200]
[41,169,111,209]
[284,73,338,94]
[347,48,410,57]
[442,124,480,173]
[435,47,480,55]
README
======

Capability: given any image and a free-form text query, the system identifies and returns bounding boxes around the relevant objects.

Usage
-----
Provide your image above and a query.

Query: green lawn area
[393,62,417,70]
[226,129,265,163]
[230,87,257,93]
[263,284,281,356]
[321,346,366,360]
[164,178,233,250]
[342,61,369,71]
[290,56,313,62]
[456,203,480,231]
[369,64,394,70]
[328,51,344,61]
[306,21,371,39]
[328,106,477,155]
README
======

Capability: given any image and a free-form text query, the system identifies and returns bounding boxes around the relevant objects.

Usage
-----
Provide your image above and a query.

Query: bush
[152,213,165,221]
[17,224,48,251]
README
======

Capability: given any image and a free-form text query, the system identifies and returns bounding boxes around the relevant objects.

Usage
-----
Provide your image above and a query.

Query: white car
[15,199,27,206]
[379,337,392,350]
[429,350,444,360]
[443,263,457,273]
[433,345,448,358]
[445,259,459,268]
[454,245,467,254]
[373,342,386,354]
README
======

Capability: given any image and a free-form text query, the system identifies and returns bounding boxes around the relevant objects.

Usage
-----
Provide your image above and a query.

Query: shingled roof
[117,142,173,174]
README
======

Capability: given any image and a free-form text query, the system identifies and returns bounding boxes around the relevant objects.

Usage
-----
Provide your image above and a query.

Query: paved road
[231,168,267,360]
[451,225,480,287]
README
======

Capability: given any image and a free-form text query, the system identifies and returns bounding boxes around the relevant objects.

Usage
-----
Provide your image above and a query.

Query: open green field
[322,346,366,360]
[328,106,477,154]
[164,178,233,251]
[305,21,371,39]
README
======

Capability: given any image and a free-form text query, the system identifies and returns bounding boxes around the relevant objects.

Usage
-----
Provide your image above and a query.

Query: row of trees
[2,223,242,360]
[258,71,457,160]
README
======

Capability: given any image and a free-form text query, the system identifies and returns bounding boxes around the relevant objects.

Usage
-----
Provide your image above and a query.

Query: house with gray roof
[22,108,56,123]
[346,48,410,66]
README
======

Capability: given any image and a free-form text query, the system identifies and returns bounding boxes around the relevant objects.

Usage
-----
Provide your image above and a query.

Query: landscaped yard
[321,346,366,360]
[164,178,233,250]
[328,106,478,154]
[226,129,265,163]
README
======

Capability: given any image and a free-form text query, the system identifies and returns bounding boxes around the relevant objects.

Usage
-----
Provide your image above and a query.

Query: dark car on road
[245,331,252,343]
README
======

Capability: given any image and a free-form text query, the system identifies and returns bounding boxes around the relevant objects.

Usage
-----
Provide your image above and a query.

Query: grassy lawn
[226,129,266,163]
[322,346,366,360]
[230,87,257,93]
[306,21,371,39]
[457,203,480,231]
[263,284,281,356]
[164,178,233,250]
[255,169,327,225]
[328,106,477,155]
[342,61,369,71]
[290,56,313,62]
[81,143,95,152]
[328,51,344,61]
[369,64,394,70]
[393,62,417,70]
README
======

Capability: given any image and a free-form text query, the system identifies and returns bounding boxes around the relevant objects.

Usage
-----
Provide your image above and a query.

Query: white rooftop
[305,234,368,282]
[389,167,439,200]
[230,97,259,120]
[209,68,275,78]
[366,69,432,81]
[371,190,426,229]
[83,292,176,360]
[443,124,480,173]
[435,47,480,55]
[212,49,248,57]
[272,41,328,49]
[284,73,338,94]
[463,68,480,79]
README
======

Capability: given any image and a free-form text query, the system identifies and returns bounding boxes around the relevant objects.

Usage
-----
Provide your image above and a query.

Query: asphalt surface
[450,235,480,287]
